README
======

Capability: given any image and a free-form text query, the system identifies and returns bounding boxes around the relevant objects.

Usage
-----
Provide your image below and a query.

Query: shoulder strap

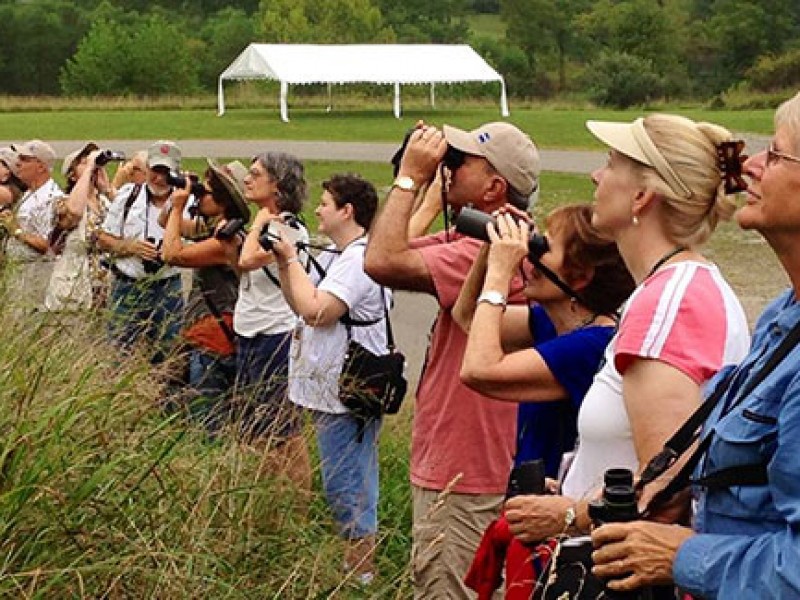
[641,318,800,515]
[119,184,142,236]
[200,289,237,346]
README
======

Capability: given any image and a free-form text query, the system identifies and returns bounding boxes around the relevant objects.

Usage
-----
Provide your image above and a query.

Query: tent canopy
[217,44,509,122]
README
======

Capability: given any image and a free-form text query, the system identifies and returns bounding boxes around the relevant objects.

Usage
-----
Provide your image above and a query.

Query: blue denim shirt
[673,289,800,598]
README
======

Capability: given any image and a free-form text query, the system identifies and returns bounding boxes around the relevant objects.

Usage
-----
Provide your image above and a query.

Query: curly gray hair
[252,151,307,214]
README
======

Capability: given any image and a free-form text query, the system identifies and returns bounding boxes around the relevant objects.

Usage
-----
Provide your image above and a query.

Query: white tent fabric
[218,44,509,122]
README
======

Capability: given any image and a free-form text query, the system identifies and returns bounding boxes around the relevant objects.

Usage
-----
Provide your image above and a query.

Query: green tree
[501,0,590,92]
[701,0,798,91]
[61,14,199,95]
[375,0,468,42]
[577,0,685,95]
[584,50,663,108]
[197,8,256,89]
[258,0,394,43]
[0,0,88,94]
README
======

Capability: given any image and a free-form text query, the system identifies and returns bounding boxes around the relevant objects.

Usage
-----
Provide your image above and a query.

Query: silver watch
[476,290,507,309]
[564,505,577,530]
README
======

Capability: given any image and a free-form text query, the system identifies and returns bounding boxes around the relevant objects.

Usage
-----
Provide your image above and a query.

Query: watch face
[395,176,415,191]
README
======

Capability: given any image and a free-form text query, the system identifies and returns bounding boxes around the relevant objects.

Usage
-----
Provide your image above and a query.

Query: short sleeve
[417,236,482,309]
[102,183,135,235]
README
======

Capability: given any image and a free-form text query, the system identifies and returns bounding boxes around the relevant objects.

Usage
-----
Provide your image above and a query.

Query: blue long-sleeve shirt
[673,289,800,598]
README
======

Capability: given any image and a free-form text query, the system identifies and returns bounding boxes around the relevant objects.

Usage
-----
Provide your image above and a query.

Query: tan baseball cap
[147,140,181,171]
[443,122,541,197]
[61,141,99,177]
[17,139,56,169]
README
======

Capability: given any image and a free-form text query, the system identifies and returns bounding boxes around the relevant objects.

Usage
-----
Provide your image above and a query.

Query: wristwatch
[392,175,418,194]
[564,505,577,531]
[476,290,507,309]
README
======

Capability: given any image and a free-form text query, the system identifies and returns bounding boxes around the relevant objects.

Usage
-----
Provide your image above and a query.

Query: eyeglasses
[766,142,800,167]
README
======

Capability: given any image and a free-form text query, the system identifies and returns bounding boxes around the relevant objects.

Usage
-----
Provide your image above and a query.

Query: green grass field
[0,106,776,148]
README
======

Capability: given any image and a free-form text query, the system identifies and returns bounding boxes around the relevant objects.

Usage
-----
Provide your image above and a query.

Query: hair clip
[716,140,748,194]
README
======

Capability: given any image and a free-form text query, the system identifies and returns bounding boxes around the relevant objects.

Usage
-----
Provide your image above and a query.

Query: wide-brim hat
[443,122,540,197]
[61,141,99,177]
[207,158,249,221]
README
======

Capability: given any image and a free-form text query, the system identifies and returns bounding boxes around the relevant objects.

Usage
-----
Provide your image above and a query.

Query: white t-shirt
[288,239,391,414]
[101,183,190,280]
[233,223,310,337]
[562,261,750,500]
[6,178,62,261]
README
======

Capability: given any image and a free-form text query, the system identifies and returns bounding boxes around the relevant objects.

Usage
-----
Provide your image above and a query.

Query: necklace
[645,246,686,281]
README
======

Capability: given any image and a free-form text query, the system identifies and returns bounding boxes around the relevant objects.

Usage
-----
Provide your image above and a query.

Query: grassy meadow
[0,101,790,597]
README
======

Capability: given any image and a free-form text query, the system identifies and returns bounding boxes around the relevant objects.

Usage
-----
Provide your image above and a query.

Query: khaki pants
[411,484,505,599]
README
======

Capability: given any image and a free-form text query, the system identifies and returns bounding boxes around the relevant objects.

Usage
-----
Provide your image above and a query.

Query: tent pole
[393,82,401,119]
[326,83,332,113]
[217,77,225,116]
[500,78,510,117]
[430,83,436,109]
[280,81,289,123]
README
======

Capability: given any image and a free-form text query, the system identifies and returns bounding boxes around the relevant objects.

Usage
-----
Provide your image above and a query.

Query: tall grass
[0,271,413,598]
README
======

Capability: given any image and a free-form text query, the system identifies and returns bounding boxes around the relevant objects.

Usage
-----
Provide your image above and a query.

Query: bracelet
[476,290,507,309]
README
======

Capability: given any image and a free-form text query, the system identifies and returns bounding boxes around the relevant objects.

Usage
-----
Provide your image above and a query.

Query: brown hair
[546,204,635,315]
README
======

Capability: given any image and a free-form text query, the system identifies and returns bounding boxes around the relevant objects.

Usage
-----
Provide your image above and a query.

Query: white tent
[217,44,509,122]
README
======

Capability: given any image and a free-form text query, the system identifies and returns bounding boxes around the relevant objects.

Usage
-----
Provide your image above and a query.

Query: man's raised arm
[365,126,447,295]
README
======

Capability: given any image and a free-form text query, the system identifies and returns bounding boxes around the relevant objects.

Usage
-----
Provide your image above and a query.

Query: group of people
[1,90,799,599]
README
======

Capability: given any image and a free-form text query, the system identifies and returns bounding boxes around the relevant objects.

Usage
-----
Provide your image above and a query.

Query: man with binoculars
[365,121,540,598]
[98,140,193,361]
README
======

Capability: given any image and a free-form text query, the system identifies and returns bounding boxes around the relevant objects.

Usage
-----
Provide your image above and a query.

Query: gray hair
[253,151,307,214]
[775,91,800,154]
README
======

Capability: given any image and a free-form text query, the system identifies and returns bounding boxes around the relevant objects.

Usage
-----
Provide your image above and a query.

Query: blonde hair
[775,91,800,153]
[634,114,737,248]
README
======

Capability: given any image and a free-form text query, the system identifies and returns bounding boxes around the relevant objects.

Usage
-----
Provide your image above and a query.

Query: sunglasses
[766,142,800,168]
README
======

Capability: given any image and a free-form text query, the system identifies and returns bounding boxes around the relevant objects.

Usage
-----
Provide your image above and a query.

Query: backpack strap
[119,184,142,236]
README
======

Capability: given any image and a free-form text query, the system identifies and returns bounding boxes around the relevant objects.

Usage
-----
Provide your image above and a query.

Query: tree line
[2,0,799,107]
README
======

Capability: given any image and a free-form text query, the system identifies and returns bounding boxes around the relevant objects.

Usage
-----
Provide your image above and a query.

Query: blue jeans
[188,348,236,433]
[313,411,382,540]
[108,274,183,362]
[234,331,301,442]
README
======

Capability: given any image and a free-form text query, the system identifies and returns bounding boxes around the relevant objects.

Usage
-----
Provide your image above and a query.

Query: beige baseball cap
[61,141,99,177]
[147,140,181,171]
[443,122,541,197]
[17,139,56,169]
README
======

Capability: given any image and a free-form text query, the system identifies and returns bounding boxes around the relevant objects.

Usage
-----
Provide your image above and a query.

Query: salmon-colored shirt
[410,232,520,494]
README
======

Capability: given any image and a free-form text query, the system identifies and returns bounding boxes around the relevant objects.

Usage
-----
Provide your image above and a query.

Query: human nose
[591,166,603,186]
[743,149,766,180]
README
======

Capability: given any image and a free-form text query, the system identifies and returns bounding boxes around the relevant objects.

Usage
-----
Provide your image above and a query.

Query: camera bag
[338,288,407,424]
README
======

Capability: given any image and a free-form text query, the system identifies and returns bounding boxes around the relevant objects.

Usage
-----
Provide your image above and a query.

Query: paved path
[1,132,770,175]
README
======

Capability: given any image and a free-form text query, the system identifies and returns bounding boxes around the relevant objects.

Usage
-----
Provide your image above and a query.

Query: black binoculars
[454,207,549,261]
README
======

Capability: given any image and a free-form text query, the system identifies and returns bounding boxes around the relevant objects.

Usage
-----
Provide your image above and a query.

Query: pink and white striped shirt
[562,261,750,500]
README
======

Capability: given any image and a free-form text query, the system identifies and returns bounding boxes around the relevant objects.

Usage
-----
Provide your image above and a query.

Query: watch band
[476,290,507,309]
[564,505,577,530]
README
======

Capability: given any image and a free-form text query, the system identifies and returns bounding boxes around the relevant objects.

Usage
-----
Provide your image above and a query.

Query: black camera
[506,459,546,498]
[454,207,549,261]
[142,237,164,274]
[94,149,126,167]
[588,468,639,526]
[166,171,207,199]
[215,218,245,242]
[258,212,303,253]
